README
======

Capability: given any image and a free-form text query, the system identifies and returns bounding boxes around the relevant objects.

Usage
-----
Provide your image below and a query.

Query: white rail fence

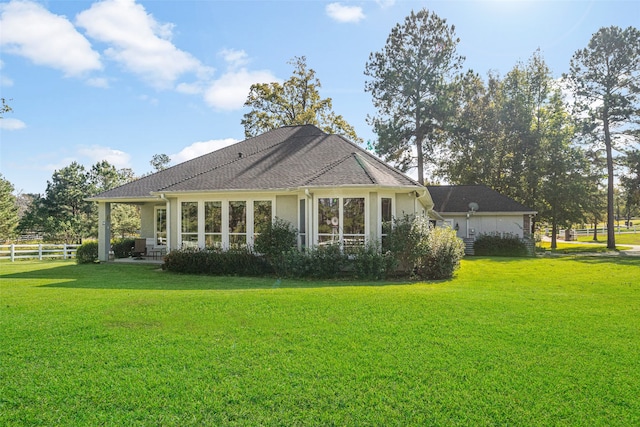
[0,244,80,262]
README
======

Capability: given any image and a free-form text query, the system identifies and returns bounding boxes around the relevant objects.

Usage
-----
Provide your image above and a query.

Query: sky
[1,0,638,194]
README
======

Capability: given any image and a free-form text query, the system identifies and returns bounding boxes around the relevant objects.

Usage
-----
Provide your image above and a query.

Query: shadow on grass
[1,262,441,291]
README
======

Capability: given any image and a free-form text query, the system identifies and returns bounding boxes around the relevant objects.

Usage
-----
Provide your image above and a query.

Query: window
[253,200,272,240]
[343,198,365,252]
[299,199,306,249]
[317,196,366,250]
[156,208,167,246]
[381,198,392,251]
[181,202,198,248]
[318,198,340,244]
[205,201,222,248]
[229,201,247,248]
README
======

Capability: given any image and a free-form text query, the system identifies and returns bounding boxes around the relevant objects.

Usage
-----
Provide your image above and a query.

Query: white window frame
[176,196,275,249]
[312,192,370,250]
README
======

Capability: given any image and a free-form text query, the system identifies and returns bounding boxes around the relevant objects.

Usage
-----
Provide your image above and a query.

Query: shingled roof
[426,185,536,214]
[89,125,423,200]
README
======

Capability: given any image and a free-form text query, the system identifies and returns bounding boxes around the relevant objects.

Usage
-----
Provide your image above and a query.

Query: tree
[537,91,588,249]
[0,174,20,240]
[242,56,361,142]
[364,9,464,184]
[150,154,171,172]
[566,26,640,249]
[18,161,140,242]
[621,149,640,221]
[1,98,12,118]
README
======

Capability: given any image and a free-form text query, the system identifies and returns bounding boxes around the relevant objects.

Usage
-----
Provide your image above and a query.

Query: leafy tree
[566,25,640,249]
[150,154,171,172]
[242,56,361,142]
[621,150,640,221]
[19,161,139,242]
[537,91,588,249]
[0,174,20,240]
[1,97,12,118]
[364,9,464,184]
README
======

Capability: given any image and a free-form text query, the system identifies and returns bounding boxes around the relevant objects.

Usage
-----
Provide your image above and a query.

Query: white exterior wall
[133,188,431,252]
[443,213,528,239]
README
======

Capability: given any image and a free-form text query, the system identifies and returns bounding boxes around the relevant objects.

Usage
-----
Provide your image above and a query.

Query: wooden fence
[0,244,80,262]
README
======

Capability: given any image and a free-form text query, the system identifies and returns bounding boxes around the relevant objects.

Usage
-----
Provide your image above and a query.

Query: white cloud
[376,0,396,8]
[0,60,14,86]
[0,0,102,76]
[326,3,365,23]
[204,68,278,110]
[76,0,212,89]
[219,48,250,70]
[170,138,239,164]
[86,77,110,88]
[0,118,26,130]
[76,145,132,169]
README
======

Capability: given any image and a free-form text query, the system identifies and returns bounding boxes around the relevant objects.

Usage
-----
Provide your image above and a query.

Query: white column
[98,202,111,262]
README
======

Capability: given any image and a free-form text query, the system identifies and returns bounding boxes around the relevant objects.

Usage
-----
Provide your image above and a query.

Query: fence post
[10,244,15,262]
[38,243,43,260]
[63,243,67,260]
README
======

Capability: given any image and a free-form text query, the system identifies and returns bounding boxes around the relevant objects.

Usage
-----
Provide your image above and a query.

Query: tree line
[1,9,639,249]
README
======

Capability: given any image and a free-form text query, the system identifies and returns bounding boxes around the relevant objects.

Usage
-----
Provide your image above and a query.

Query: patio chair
[132,238,147,259]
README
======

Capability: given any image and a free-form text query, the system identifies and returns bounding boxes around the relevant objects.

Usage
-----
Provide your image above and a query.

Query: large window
[318,198,340,244]
[253,200,272,240]
[381,198,392,251]
[299,199,306,249]
[317,196,365,250]
[156,208,167,245]
[343,198,365,252]
[205,201,222,248]
[229,201,247,248]
[181,202,198,248]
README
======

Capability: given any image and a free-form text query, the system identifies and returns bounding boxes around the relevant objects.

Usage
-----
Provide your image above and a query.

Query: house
[88,125,438,262]
[426,185,537,242]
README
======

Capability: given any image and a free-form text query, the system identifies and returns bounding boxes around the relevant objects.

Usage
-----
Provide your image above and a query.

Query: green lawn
[2,258,639,425]
[537,241,633,253]
[577,232,640,245]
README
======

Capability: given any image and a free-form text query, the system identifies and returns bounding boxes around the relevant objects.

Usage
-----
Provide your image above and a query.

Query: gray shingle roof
[426,185,536,213]
[91,125,422,200]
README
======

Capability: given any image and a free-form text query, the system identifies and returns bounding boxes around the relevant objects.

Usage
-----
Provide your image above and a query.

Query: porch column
[98,202,111,262]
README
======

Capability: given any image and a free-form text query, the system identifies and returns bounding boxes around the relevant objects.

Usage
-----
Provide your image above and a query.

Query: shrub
[76,241,99,264]
[474,233,529,257]
[163,247,271,276]
[351,241,389,280]
[415,226,465,280]
[384,214,431,276]
[273,244,347,279]
[111,238,136,258]
[306,244,347,279]
[254,218,298,276]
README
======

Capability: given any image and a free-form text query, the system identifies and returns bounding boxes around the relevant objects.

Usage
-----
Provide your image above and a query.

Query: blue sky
[1,0,638,194]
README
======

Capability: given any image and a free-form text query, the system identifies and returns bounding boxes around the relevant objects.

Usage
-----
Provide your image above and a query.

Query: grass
[2,258,640,425]
[577,232,640,246]
[537,241,633,253]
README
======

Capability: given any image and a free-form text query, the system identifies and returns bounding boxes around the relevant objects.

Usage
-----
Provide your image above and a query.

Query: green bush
[384,214,431,276]
[76,241,99,264]
[254,218,298,276]
[111,238,136,258]
[474,233,529,257]
[415,226,466,280]
[163,247,271,276]
[351,241,389,280]
[267,244,347,279]
[307,244,347,279]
